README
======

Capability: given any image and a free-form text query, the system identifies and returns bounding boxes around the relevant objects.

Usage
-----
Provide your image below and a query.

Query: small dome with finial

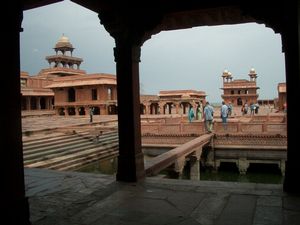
[55,34,73,49]
[249,68,256,74]
[222,69,229,77]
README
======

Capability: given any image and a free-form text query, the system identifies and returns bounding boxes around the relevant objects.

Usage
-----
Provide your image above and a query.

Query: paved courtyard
[25,168,300,225]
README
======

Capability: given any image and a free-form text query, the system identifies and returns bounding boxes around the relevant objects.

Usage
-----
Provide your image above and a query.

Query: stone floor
[25,168,300,225]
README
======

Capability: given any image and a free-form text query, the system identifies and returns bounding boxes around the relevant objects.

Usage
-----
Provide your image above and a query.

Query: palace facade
[21,35,118,115]
[221,68,260,106]
[21,35,207,116]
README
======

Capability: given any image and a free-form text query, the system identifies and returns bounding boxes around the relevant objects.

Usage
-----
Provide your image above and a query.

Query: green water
[77,158,283,184]
[77,158,117,175]
[199,170,283,184]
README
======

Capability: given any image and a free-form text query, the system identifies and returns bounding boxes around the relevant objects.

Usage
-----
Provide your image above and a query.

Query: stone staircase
[23,131,119,171]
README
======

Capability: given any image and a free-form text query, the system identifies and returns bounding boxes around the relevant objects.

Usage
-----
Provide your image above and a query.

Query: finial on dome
[250,68,256,74]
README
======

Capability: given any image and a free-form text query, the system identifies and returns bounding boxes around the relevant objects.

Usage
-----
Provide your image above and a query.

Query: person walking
[89,107,94,123]
[203,101,214,133]
[220,101,229,131]
[188,105,195,122]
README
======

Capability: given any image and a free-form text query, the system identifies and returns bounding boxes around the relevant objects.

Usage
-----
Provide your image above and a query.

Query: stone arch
[78,106,85,115]
[58,107,65,116]
[30,96,37,110]
[150,102,159,114]
[67,107,76,115]
[93,106,100,115]
[237,97,243,106]
[108,105,118,115]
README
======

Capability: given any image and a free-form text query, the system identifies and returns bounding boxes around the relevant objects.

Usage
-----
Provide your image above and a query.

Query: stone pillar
[75,107,80,116]
[36,96,41,110]
[2,3,31,224]
[64,107,69,116]
[282,1,300,193]
[174,156,186,179]
[84,106,89,116]
[236,158,249,175]
[189,156,200,180]
[279,159,286,176]
[215,159,221,171]
[175,103,179,114]
[100,105,107,115]
[159,102,164,114]
[113,39,145,182]
[26,97,30,110]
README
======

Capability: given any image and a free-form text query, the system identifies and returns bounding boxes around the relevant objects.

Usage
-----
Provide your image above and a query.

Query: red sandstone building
[21,35,207,116]
[277,82,286,111]
[140,90,206,115]
[21,35,118,115]
[221,68,260,106]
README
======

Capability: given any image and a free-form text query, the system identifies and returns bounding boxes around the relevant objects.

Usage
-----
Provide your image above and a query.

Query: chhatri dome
[249,68,256,74]
[55,34,74,49]
[45,34,83,72]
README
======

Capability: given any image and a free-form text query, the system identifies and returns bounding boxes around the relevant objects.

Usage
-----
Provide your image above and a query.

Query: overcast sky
[21,0,286,103]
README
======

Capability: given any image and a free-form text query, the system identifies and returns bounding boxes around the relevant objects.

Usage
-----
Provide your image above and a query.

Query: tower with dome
[39,34,86,77]
[220,68,260,106]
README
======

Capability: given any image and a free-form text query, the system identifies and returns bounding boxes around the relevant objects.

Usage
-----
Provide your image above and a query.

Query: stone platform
[25,168,300,225]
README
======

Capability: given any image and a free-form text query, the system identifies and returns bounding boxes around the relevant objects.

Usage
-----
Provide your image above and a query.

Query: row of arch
[56,105,118,116]
[140,100,204,115]
[21,96,54,110]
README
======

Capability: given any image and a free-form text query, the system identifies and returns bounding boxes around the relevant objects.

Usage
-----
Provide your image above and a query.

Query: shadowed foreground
[25,168,300,225]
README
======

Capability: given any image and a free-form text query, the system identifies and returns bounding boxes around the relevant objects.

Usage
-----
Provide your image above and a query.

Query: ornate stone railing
[141,120,286,136]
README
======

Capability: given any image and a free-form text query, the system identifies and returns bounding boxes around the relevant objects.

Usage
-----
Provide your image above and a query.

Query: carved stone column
[174,156,186,179]
[279,159,286,176]
[113,39,145,181]
[175,103,179,114]
[2,3,31,224]
[281,2,300,193]
[236,158,249,175]
[159,102,165,114]
[189,147,202,180]
[36,96,41,110]
[189,156,200,180]
[98,6,164,182]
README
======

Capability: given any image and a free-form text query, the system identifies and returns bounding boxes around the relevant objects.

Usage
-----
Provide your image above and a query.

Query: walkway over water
[145,133,214,176]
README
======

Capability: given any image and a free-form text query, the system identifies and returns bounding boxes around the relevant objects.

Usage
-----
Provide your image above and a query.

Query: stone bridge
[145,133,214,179]
[143,133,287,179]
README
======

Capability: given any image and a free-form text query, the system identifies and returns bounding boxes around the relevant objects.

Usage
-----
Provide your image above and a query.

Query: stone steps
[23,132,117,158]
[23,134,118,164]
[49,147,119,171]
[23,132,91,150]
[23,131,119,171]
[27,144,118,170]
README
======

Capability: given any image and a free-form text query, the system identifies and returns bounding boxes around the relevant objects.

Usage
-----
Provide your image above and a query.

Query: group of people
[241,102,259,115]
[188,102,204,122]
[188,101,233,133]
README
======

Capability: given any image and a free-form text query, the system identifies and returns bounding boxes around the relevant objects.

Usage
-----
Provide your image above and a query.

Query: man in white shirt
[221,101,229,131]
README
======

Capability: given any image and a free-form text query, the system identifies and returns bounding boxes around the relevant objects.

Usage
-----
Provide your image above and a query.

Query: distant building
[221,68,260,106]
[140,90,206,115]
[21,71,54,111]
[277,82,286,111]
[21,35,117,115]
[22,35,207,116]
